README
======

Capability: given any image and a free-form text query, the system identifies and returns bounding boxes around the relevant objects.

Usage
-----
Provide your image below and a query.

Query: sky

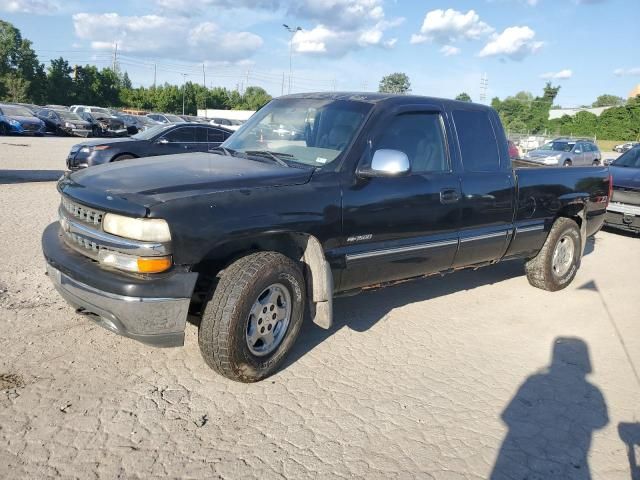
[1,0,638,107]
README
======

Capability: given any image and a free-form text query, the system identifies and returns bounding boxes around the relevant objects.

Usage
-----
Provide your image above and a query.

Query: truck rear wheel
[525,217,581,291]
[198,251,305,382]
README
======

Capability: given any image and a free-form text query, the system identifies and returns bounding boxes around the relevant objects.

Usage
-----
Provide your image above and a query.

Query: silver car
[524,138,602,167]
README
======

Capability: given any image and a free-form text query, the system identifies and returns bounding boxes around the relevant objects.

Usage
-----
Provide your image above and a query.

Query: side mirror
[358,149,410,178]
[157,137,169,145]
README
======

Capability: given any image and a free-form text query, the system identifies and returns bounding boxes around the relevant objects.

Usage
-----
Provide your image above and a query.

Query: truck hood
[59,152,314,213]
[610,165,640,191]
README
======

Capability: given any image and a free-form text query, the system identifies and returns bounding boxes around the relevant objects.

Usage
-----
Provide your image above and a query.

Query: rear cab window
[452,109,502,172]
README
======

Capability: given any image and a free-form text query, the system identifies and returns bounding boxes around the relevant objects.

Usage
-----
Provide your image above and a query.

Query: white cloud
[0,0,59,14]
[440,45,461,56]
[614,67,640,77]
[411,9,493,45]
[540,69,573,79]
[72,13,263,63]
[478,26,543,60]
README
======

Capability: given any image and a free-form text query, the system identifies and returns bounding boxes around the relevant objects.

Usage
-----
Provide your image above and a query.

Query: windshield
[0,105,33,117]
[56,110,83,121]
[131,124,172,140]
[224,98,372,167]
[611,147,640,168]
[539,141,574,152]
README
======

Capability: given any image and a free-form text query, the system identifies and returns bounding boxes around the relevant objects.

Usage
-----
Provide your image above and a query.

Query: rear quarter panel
[505,164,609,258]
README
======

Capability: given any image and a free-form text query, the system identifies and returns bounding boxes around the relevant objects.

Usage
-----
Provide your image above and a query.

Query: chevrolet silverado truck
[42,93,612,382]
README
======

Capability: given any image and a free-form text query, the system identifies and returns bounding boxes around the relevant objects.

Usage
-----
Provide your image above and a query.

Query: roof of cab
[278,91,492,110]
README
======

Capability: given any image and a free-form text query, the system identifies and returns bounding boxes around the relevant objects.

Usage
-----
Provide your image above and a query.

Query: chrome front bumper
[47,263,191,347]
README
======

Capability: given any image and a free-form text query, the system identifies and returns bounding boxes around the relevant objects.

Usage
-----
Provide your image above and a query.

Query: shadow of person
[491,337,608,480]
[618,422,640,480]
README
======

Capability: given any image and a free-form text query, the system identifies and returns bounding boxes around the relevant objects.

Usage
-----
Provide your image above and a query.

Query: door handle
[440,188,460,204]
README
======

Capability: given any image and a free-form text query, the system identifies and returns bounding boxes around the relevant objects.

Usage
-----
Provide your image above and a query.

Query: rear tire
[592,160,600,166]
[525,217,581,291]
[198,251,306,382]
[563,160,572,167]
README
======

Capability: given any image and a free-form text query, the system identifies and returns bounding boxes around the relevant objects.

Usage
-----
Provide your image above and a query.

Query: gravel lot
[1,137,639,479]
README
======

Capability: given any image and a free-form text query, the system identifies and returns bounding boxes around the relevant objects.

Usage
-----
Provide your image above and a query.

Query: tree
[378,73,411,94]
[46,57,74,105]
[2,72,29,102]
[455,92,472,102]
[592,94,625,108]
[240,86,272,110]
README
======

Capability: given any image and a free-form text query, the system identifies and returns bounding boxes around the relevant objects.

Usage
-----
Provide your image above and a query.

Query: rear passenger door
[450,108,514,268]
[572,142,586,165]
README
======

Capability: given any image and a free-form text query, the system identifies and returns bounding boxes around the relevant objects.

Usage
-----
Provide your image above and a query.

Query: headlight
[65,122,73,128]
[9,119,20,127]
[103,213,171,242]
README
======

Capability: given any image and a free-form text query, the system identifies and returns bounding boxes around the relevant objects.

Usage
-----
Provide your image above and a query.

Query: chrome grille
[61,196,105,225]
[63,229,104,259]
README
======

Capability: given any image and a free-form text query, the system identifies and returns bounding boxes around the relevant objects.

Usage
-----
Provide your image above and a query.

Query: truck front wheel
[198,251,306,382]
[525,217,581,291]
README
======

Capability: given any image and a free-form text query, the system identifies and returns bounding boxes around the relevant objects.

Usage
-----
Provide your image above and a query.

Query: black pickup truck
[42,93,611,382]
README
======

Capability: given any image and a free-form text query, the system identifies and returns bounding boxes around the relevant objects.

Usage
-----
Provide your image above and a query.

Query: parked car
[15,103,42,114]
[123,114,161,133]
[209,117,243,131]
[36,108,91,137]
[613,142,639,153]
[77,111,127,137]
[0,103,46,135]
[65,123,233,170]
[523,138,602,166]
[43,92,611,382]
[605,145,640,233]
[507,140,519,160]
[146,113,186,124]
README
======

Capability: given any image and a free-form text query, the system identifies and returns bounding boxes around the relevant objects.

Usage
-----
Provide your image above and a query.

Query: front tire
[525,217,581,291]
[198,251,306,382]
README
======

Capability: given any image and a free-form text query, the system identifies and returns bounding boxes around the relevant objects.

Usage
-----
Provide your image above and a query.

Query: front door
[449,107,515,267]
[340,108,461,291]
[153,126,197,155]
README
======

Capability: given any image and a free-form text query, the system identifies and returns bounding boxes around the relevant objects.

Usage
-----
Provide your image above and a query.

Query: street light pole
[181,73,188,115]
[283,24,301,95]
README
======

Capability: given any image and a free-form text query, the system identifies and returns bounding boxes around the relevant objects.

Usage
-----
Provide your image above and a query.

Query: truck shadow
[0,169,65,184]
[283,259,526,370]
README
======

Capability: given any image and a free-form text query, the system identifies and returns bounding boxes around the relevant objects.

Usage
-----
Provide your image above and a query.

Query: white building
[197,109,255,121]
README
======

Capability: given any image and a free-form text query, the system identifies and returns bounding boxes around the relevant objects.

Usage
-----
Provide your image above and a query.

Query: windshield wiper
[210,146,241,157]
[244,150,293,167]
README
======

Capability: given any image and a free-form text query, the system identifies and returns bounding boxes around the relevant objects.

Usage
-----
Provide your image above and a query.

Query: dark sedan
[66,123,233,170]
[37,108,92,137]
[0,104,46,135]
[77,111,128,137]
[605,145,640,234]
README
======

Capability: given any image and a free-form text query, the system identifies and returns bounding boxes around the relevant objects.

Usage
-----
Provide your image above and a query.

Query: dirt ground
[1,137,639,479]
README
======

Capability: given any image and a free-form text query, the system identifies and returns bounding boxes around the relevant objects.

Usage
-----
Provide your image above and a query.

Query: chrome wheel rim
[246,283,291,357]
[552,235,575,277]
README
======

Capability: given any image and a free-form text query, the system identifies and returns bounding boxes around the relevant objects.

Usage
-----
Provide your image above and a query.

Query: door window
[453,109,501,172]
[195,127,208,143]
[162,127,195,143]
[374,112,449,173]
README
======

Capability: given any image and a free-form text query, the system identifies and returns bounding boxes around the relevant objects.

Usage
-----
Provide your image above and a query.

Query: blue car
[0,103,46,136]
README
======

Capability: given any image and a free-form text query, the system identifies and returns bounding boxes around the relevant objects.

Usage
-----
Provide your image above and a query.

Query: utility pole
[245,69,250,90]
[202,64,207,113]
[479,73,488,103]
[153,64,157,89]
[283,24,302,95]
[112,43,118,73]
[281,72,285,96]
